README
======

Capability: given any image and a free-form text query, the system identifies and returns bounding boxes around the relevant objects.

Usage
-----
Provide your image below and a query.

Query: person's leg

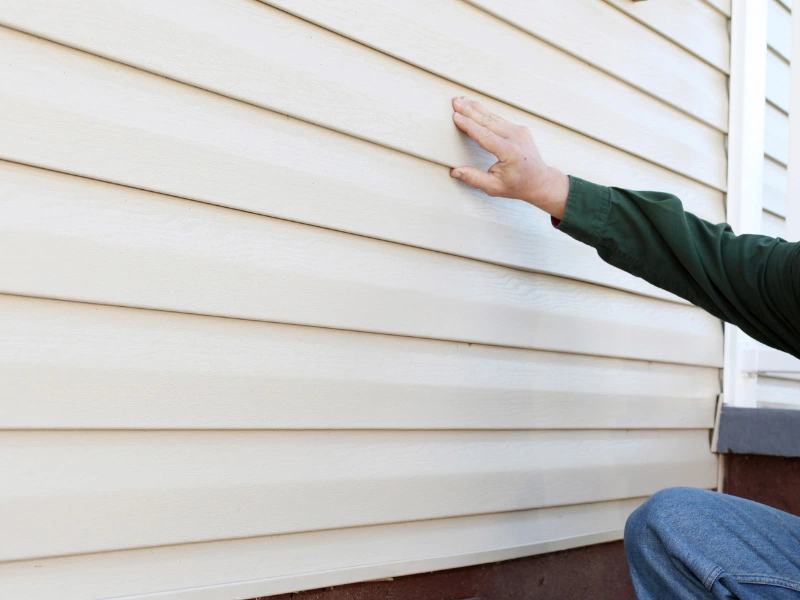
[625,487,800,599]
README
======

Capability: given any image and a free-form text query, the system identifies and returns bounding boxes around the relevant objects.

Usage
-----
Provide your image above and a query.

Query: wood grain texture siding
[261,0,727,131]
[0,166,723,367]
[764,157,788,216]
[769,0,792,61]
[462,0,728,131]
[0,0,728,594]
[602,0,730,72]
[0,32,726,302]
[0,430,717,561]
[0,1,727,189]
[0,295,720,430]
[0,498,644,600]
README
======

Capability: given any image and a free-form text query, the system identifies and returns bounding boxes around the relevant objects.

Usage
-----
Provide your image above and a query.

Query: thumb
[451,166,501,196]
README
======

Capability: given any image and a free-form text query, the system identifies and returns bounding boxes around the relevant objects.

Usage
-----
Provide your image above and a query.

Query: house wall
[756,0,800,408]
[0,1,726,598]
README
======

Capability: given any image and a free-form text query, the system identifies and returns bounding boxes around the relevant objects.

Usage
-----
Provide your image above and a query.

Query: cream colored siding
[702,0,732,17]
[1,295,720,430]
[603,0,730,72]
[0,1,724,598]
[464,0,728,135]
[0,498,642,600]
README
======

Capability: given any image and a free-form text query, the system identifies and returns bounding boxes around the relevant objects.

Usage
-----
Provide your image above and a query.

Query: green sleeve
[557,176,800,359]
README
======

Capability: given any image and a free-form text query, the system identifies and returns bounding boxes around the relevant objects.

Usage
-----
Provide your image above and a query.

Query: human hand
[451,97,569,220]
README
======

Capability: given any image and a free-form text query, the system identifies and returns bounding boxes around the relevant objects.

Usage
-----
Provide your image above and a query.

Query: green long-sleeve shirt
[555,176,800,360]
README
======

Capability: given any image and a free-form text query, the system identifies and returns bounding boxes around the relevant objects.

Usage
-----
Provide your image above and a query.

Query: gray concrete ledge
[717,406,800,457]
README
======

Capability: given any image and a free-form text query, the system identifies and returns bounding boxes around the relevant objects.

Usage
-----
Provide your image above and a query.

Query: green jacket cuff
[556,176,612,248]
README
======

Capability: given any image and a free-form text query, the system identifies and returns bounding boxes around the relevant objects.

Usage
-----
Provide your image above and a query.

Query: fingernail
[452,169,462,178]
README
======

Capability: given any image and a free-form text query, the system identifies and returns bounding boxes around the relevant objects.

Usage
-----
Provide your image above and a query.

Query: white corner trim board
[786,0,800,241]
[0,1,726,189]
[0,294,720,430]
[725,0,768,407]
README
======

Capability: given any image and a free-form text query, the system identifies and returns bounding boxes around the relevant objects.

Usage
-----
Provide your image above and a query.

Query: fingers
[451,166,502,196]
[452,96,515,138]
[452,111,507,157]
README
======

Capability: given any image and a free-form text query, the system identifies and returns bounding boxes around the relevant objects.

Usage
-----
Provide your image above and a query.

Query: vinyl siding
[0,1,724,598]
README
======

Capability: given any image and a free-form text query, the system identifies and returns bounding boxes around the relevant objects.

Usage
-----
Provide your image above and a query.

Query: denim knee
[625,487,709,549]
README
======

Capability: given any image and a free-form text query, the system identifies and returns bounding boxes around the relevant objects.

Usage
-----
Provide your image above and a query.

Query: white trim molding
[724,0,768,407]
[787,0,800,241]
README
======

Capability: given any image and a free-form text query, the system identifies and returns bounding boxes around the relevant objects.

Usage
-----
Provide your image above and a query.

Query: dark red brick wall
[256,540,636,600]
[724,454,800,516]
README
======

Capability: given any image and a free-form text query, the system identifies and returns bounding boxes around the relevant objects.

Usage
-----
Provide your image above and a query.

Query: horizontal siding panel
[0,166,723,367]
[263,0,727,134]
[703,0,732,17]
[698,0,731,17]
[769,0,792,61]
[762,210,787,238]
[0,2,727,189]
[0,295,720,430]
[463,0,728,131]
[758,377,800,408]
[0,429,717,561]
[0,32,726,302]
[765,102,790,164]
[0,498,645,600]
[603,0,730,72]
[767,49,791,113]
[764,156,788,216]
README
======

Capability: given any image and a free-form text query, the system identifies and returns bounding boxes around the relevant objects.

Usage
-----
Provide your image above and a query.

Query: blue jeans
[625,487,800,599]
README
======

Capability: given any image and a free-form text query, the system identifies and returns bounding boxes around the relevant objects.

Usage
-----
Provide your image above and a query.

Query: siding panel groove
[0,0,727,188]
[0,0,727,595]
[0,294,719,430]
[0,429,716,562]
[0,499,643,600]
[0,164,723,366]
[462,0,728,129]
[0,31,725,301]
